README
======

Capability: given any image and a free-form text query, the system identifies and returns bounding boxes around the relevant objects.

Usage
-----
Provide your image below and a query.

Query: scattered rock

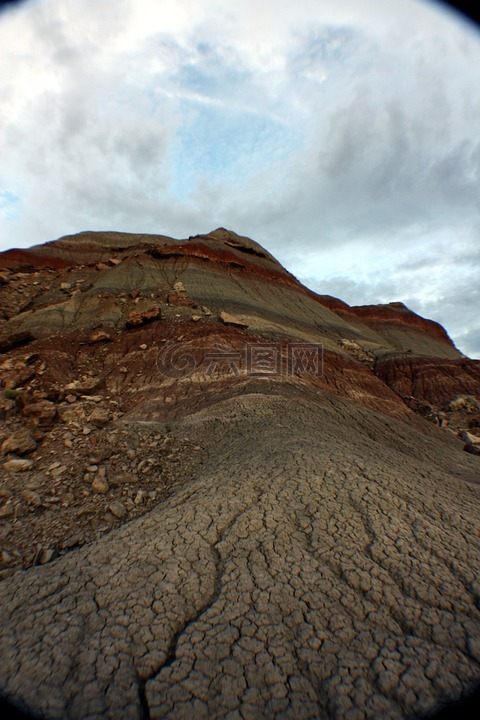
[126,306,161,328]
[448,396,480,412]
[22,400,57,426]
[339,338,374,365]
[403,397,447,426]
[108,501,127,519]
[64,377,103,395]
[91,475,109,494]
[21,489,42,507]
[110,473,137,486]
[1,428,37,456]
[219,310,248,328]
[191,315,201,322]
[89,408,110,427]
[88,327,114,344]
[172,280,186,292]
[0,501,14,518]
[24,474,44,489]
[3,458,34,472]
[460,430,480,446]
[201,306,212,315]
[134,490,145,505]
[50,465,67,478]
[58,407,82,423]
[60,282,72,291]
[167,293,196,307]
[34,547,57,565]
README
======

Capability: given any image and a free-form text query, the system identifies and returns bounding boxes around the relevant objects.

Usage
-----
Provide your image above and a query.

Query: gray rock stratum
[1,388,480,719]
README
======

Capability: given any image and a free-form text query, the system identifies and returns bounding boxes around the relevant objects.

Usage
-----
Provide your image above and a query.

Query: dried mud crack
[1,390,479,719]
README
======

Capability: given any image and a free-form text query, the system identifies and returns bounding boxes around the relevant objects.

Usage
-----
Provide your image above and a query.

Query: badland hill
[0,228,479,719]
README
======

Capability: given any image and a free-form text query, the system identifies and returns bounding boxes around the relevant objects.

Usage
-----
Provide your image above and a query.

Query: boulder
[22,400,57,426]
[89,407,111,427]
[167,294,196,307]
[34,547,57,565]
[460,430,480,446]
[1,428,37,456]
[64,377,103,395]
[21,489,42,507]
[3,458,34,472]
[92,475,109,494]
[109,473,137,486]
[108,501,127,519]
[219,310,248,328]
[126,306,161,328]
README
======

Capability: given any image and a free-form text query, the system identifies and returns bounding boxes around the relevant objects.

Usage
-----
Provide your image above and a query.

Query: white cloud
[1,0,480,356]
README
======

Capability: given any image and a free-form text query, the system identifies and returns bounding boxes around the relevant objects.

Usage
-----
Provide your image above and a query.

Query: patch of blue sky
[290,24,371,77]
[176,48,251,101]
[0,190,21,220]
[301,25,358,65]
[166,101,302,201]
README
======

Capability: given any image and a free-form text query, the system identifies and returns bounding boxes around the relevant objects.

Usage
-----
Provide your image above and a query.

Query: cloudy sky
[1,0,479,357]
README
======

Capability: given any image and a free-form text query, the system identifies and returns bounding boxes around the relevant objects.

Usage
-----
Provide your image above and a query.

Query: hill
[0,229,479,719]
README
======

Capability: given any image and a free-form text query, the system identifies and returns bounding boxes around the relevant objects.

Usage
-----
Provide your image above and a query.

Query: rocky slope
[0,228,479,720]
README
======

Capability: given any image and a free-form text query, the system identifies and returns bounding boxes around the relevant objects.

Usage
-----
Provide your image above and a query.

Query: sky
[1,0,479,358]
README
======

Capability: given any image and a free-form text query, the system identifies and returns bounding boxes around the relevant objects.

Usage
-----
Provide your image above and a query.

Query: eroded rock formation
[0,228,479,719]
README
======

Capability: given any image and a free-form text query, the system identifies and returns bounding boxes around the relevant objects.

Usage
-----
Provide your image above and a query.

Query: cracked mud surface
[1,389,480,719]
